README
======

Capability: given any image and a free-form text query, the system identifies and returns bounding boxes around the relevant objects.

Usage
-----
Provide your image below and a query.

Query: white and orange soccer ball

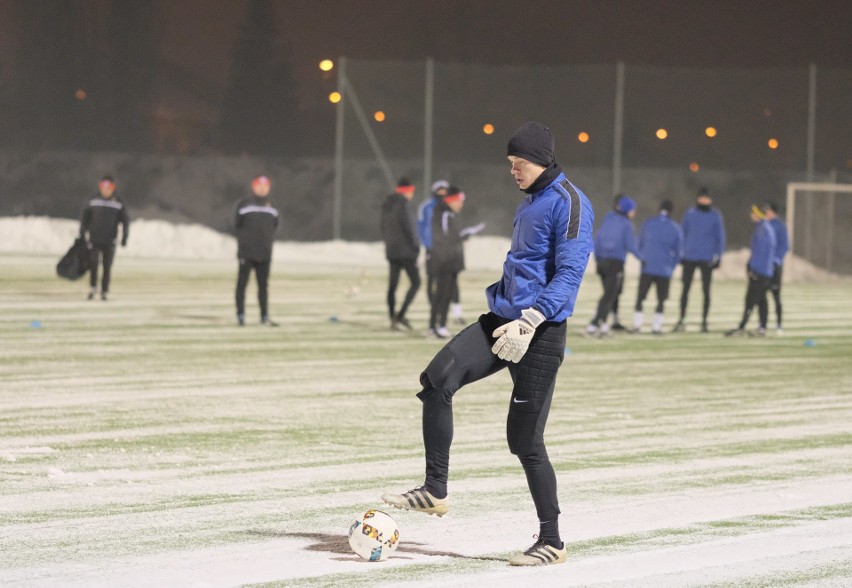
[348,509,400,561]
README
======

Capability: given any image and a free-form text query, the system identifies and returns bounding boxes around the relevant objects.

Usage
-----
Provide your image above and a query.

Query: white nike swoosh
[512,397,529,404]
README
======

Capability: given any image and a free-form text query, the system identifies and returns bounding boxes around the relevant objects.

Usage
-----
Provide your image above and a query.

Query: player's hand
[491,308,545,363]
[711,256,721,269]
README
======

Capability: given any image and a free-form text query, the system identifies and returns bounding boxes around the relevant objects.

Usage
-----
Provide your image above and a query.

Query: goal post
[786,182,852,272]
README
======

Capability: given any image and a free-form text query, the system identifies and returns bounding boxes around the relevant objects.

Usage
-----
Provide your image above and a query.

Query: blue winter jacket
[638,212,683,278]
[681,207,725,262]
[417,197,439,250]
[768,218,789,265]
[748,220,777,278]
[593,211,638,262]
[486,173,594,322]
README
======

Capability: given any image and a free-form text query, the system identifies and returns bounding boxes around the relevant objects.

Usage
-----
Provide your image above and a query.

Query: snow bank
[0,216,840,281]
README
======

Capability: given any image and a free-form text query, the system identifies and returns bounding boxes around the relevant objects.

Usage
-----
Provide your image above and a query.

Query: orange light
[328,91,342,104]
[689,162,700,172]
[768,138,779,149]
[75,89,87,101]
[705,126,717,138]
[319,59,334,72]
[374,111,385,122]
[578,132,590,143]
[656,128,668,140]
[482,123,495,135]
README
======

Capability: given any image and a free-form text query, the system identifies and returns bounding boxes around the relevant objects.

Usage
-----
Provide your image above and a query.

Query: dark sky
[153,0,852,84]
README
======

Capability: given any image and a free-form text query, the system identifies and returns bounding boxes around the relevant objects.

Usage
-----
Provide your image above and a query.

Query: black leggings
[738,271,771,329]
[88,244,116,292]
[758,263,783,327]
[679,260,713,322]
[236,259,271,317]
[417,312,566,524]
[387,259,421,320]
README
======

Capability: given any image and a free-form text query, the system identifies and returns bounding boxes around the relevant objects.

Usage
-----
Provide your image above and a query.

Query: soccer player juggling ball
[383,122,595,566]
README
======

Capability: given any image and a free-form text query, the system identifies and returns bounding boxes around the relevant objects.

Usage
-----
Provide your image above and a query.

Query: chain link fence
[335,59,851,271]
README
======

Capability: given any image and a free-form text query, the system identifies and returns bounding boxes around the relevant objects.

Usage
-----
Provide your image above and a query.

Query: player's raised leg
[382,314,506,516]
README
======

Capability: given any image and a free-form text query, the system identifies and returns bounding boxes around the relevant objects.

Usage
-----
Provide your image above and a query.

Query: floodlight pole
[332,57,346,241]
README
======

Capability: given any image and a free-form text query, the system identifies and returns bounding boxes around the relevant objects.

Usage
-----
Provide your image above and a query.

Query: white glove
[491,308,546,363]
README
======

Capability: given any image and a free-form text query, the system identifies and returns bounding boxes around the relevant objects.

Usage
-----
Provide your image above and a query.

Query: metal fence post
[332,56,346,240]
[612,61,625,197]
[423,58,434,197]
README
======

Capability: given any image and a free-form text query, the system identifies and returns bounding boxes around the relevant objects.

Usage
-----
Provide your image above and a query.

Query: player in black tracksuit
[79,176,129,300]
[380,178,421,330]
[429,189,466,337]
[235,175,280,326]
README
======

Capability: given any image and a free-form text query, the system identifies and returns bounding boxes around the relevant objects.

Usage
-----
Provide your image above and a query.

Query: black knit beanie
[507,122,555,167]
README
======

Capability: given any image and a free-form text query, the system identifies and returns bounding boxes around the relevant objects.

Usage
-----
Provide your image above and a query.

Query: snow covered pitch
[2,248,851,587]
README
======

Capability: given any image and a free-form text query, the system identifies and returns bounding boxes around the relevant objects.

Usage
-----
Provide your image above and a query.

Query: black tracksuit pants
[88,243,116,293]
[430,271,458,329]
[417,312,566,525]
[635,274,671,313]
[387,259,420,320]
[236,258,271,318]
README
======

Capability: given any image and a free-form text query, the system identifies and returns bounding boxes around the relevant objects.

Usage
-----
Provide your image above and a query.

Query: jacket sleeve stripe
[560,180,582,240]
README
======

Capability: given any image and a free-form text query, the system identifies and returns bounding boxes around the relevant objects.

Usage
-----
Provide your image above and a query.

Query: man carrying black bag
[79,176,130,300]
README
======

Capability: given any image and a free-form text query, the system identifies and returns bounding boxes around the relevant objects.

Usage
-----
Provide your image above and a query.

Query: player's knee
[416,384,453,408]
[508,435,545,460]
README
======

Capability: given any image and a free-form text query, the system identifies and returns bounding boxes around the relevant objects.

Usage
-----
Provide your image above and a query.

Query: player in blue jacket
[632,200,683,334]
[726,205,777,337]
[673,188,726,333]
[586,195,638,336]
[382,122,594,567]
[417,179,449,306]
[758,202,789,333]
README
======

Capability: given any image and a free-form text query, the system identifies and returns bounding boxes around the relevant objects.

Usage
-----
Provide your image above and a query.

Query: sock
[451,303,462,319]
[539,519,562,548]
[633,311,644,330]
[423,483,447,499]
[652,312,664,332]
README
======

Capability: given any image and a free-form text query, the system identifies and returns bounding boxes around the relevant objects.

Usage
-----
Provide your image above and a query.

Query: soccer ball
[348,509,400,561]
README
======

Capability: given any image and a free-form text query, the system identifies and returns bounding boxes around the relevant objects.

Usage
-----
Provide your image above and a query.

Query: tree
[218,0,299,155]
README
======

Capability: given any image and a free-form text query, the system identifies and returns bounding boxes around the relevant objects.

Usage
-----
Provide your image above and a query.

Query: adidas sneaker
[508,537,567,566]
[381,486,448,517]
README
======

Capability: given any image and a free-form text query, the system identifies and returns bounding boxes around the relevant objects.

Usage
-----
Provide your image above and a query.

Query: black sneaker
[508,537,567,566]
[701,322,709,333]
[725,328,745,337]
[261,316,279,327]
[100,292,108,301]
[395,315,413,330]
[671,320,685,333]
[87,292,95,300]
[611,322,627,331]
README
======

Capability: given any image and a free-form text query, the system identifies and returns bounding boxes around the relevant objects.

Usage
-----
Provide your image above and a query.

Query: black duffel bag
[56,238,90,280]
